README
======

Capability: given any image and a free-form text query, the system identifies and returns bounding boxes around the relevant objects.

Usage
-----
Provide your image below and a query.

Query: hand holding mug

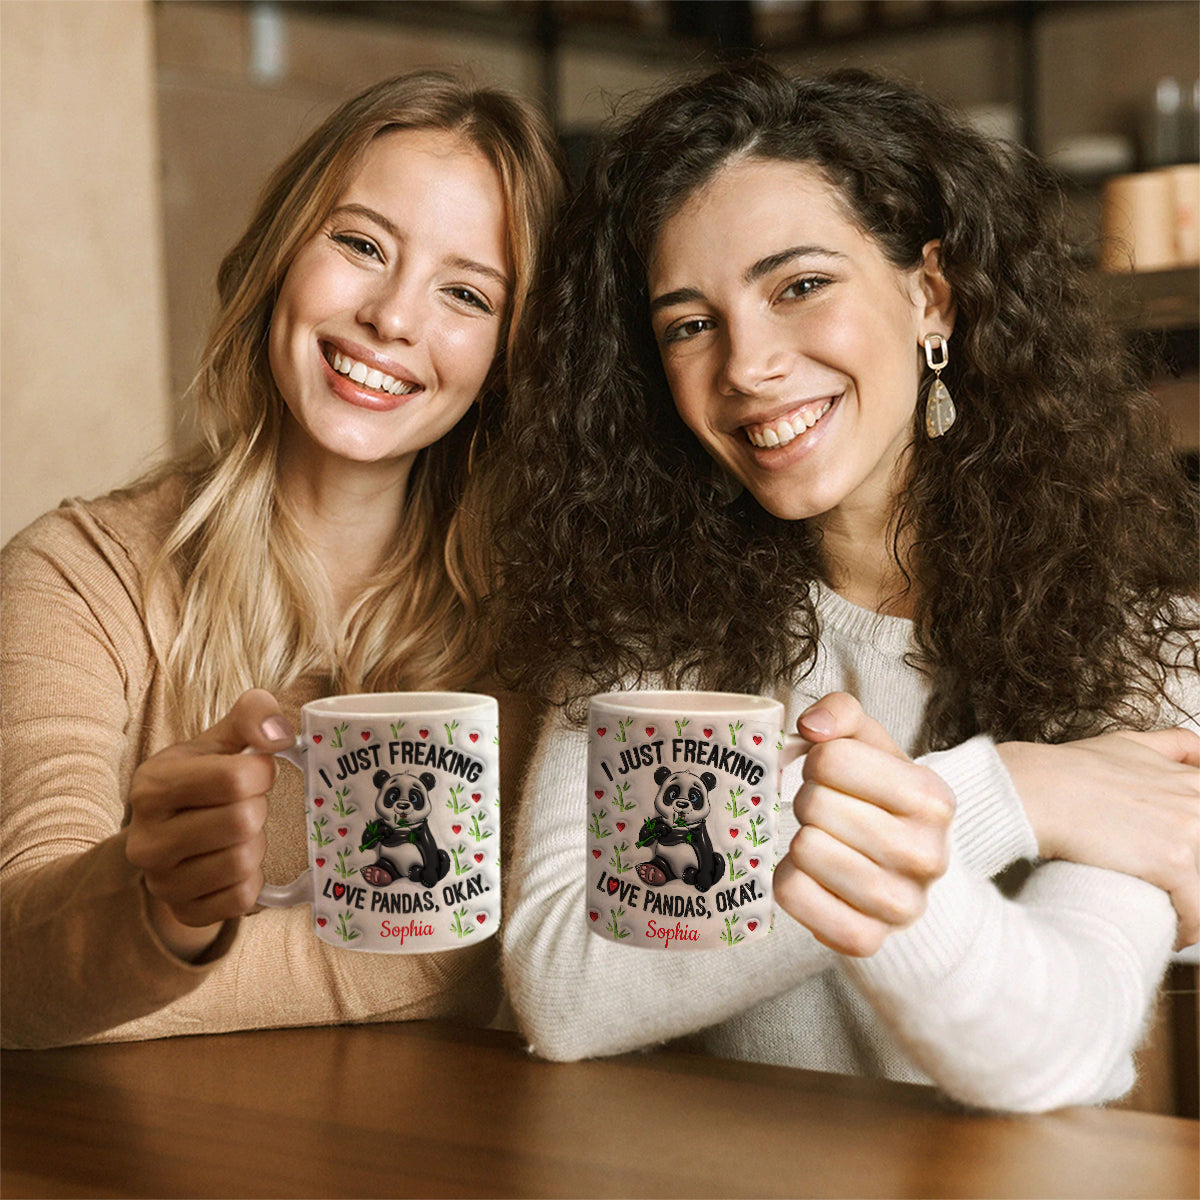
[125,688,294,960]
[773,693,955,957]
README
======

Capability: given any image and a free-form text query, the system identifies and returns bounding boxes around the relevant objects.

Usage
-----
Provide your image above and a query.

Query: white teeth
[328,349,417,396]
[746,400,833,449]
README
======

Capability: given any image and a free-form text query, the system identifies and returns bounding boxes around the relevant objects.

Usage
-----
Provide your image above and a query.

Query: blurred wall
[1,0,171,544]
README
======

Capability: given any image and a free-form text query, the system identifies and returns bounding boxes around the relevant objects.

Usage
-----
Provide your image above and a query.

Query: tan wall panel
[1,0,171,544]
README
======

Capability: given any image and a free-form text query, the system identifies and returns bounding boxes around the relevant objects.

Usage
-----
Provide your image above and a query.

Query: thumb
[797,692,906,759]
[190,688,294,756]
[1117,727,1200,768]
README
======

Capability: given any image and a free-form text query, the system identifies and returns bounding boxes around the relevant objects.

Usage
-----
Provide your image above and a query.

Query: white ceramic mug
[259,692,500,952]
[586,691,802,949]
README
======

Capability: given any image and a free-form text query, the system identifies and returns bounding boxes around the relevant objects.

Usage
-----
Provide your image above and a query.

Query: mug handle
[254,742,313,908]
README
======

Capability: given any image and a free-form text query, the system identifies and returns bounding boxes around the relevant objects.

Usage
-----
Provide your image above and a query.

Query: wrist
[143,889,224,963]
[995,740,1061,860]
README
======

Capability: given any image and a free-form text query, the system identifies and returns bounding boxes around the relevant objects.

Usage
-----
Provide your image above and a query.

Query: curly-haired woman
[1,71,563,1048]
[491,62,1198,1111]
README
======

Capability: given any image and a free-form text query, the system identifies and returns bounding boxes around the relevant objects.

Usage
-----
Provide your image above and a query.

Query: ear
[654,765,671,786]
[701,772,717,793]
[915,240,955,340]
[373,769,390,788]
[420,772,437,793]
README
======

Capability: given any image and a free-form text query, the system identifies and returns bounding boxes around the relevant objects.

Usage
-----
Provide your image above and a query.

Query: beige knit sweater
[1,477,542,1049]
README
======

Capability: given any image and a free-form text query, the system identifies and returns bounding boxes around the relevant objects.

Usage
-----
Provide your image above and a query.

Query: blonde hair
[151,71,564,734]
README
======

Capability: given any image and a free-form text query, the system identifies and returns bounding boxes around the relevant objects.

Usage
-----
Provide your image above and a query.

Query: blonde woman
[1,72,564,1048]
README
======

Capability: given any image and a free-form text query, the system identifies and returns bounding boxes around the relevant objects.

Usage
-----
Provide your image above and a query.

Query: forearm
[1,835,237,1048]
[843,854,1174,1112]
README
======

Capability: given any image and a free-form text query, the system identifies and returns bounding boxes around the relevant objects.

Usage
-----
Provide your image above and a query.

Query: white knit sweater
[502,584,1192,1112]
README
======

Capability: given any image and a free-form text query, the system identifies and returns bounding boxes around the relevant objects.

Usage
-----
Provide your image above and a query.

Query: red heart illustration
[474,853,484,864]
[607,877,620,894]
[747,920,758,932]
[317,917,327,927]
[469,732,479,742]
[476,913,487,924]
[337,827,348,838]
[419,728,430,739]
[592,849,601,858]
[750,857,759,868]
[596,727,607,737]
[616,822,626,832]
[312,734,322,744]
[645,726,655,737]
[594,789,604,800]
[361,731,371,741]
[471,793,482,803]
[751,796,761,806]
[333,883,345,899]
[729,828,739,838]
[753,735,763,745]
[314,797,324,807]
[315,857,326,868]
[452,824,462,835]
[589,910,599,922]
[703,727,713,738]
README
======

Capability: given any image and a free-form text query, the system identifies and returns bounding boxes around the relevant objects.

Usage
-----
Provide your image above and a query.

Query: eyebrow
[649,244,847,314]
[331,203,511,291]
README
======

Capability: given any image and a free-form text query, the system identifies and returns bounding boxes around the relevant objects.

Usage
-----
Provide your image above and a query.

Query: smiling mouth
[743,397,836,448]
[323,345,421,397]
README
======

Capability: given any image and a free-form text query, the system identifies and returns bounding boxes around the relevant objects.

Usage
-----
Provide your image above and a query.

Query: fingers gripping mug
[587,691,801,950]
[259,693,500,952]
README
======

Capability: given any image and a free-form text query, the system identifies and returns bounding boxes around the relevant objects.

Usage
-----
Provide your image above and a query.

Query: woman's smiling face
[268,125,511,475]
[648,156,951,527]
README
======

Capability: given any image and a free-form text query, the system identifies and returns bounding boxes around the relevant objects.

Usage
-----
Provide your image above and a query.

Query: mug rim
[301,691,497,718]
[588,689,782,716]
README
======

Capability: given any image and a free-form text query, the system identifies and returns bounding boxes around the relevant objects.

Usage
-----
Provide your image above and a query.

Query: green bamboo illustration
[390,719,405,739]
[727,846,746,882]
[333,848,355,879]
[747,813,770,847]
[608,840,632,874]
[310,815,333,848]
[329,722,349,749]
[468,814,492,841]
[450,906,476,939]
[726,785,747,819]
[615,717,634,743]
[674,718,690,735]
[444,719,459,745]
[332,786,355,817]
[446,784,470,815]
[335,912,360,942]
[588,808,612,839]
[720,912,744,946]
[611,782,636,811]
[728,719,743,746]
[606,906,630,939]
[450,844,473,876]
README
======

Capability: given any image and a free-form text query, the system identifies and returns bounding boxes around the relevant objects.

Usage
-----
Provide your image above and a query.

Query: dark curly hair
[485,61,1198,749]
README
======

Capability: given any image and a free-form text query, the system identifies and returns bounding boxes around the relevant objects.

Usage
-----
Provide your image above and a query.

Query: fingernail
[800,707,836,737]
[261,716,294,744]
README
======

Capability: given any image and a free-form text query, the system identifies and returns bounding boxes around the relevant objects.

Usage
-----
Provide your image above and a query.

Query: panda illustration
[634,766,725,892]
[359,769,450,889]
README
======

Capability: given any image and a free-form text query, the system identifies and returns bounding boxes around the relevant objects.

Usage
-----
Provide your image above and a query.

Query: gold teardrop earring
[923,333,956,438]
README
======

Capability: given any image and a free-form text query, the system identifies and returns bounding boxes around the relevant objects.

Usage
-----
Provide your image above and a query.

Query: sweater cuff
[921,736,1038,878]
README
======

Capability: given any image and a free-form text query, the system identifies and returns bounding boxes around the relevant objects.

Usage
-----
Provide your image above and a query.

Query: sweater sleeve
[0,504,239,1048]
[501,706,837,1062]
[843,853,1175,1111]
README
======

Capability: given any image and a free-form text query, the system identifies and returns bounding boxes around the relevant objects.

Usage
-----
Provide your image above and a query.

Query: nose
[357,274,425,344]
[718,313,790,397]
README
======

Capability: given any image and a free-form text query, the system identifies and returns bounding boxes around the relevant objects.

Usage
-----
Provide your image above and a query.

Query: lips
[320,340,423,407]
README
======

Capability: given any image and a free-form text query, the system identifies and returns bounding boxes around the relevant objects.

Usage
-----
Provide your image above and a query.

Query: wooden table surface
[2,1021,1197,1199]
